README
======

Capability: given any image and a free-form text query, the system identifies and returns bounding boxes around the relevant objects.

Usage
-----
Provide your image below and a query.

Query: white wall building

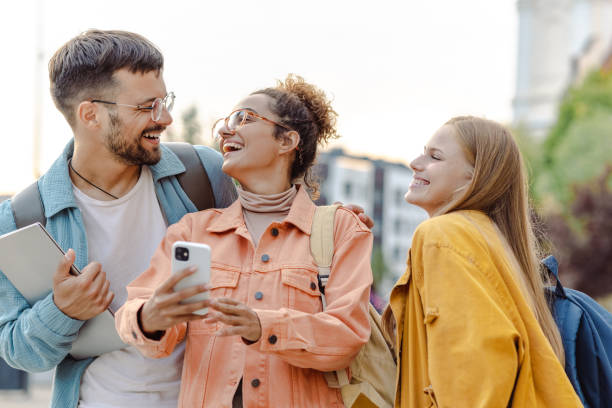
[513,0,612,137]
[315,149,427,294]
[381,164,428,290]
[320,155,374,217]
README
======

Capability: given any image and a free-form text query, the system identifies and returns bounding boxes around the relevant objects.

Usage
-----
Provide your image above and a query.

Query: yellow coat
[389,210,582,407]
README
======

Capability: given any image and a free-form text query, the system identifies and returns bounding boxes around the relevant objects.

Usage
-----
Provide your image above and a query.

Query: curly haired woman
[115,75,373,407]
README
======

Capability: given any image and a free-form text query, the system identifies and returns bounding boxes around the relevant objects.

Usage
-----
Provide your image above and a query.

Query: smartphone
[171,241,211,315]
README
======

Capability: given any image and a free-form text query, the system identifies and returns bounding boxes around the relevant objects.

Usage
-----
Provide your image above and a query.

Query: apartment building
[314,148,427,293]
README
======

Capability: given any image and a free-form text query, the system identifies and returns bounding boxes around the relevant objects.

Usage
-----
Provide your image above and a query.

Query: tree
[180,105,202,145]
[543,167,612,297]
[515,68,612,300]
[370,245,389,289]
[163,104,203,145]
[531,70,612,210]
[370,245,390,311]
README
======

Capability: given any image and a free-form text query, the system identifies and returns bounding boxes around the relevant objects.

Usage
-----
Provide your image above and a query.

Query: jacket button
[261,254,270,262]
[271,227,279,237]
[268,334,278,344]
[251,378,261,388]
[254,291,263,300]
[310,282,317,290]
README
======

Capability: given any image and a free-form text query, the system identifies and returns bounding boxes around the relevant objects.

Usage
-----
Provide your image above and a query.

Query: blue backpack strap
[541,255,566,298]
[565,288,612,407]
[541,255,583,399]
[542,255,612,407]
[11,181,46,228]
[164,142,215,211]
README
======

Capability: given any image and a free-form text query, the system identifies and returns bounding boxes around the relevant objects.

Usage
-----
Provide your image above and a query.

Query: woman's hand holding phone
[139,267,211,336]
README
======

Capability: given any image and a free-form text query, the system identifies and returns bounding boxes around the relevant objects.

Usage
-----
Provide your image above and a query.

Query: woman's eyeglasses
[211,108,294,139]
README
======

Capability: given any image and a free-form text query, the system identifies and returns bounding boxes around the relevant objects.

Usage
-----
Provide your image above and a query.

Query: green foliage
[525,69,612,210]
[370,245,389,289]
[544,167,612,297]
[519,68,612,297]
[180,105,202,145]
[163,104,202,145]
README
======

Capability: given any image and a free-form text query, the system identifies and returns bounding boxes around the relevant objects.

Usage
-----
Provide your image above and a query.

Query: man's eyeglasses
[91,92,175,122]
[211,108,294,139]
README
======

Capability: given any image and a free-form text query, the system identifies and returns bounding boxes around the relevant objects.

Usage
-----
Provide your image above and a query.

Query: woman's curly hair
[251,74,339,198]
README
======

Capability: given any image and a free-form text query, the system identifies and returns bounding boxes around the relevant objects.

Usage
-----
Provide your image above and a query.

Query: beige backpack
[311,205,397,408]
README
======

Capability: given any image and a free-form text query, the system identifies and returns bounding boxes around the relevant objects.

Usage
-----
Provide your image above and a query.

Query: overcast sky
[0,0,517,194]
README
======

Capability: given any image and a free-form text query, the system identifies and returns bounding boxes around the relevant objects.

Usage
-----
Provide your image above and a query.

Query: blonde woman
[383,117,581,407]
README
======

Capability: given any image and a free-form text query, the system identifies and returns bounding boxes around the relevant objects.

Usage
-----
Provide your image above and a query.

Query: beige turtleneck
[238,184,298,247]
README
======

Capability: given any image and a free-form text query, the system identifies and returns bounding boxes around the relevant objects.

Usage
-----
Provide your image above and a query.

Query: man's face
[102,68,172,166]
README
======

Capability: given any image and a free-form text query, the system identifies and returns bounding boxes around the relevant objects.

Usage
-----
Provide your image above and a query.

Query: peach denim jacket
[115,187,373,408]
[389,210,582,407]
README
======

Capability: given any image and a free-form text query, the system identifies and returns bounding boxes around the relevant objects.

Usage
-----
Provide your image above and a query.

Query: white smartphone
[171,241,211,315]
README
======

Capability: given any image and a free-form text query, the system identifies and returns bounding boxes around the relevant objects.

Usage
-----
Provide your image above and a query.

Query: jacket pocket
[281,267,322,314]
[209,264,240,294]
[189,266,240,334]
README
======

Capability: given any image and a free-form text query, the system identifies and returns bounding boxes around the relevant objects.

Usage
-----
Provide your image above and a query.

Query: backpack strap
[10,143,215,231]
[164,142,215,211]
[11,181,45,229]
[541,255,567,298]
[310,204,349,388]
[311,204,340,308]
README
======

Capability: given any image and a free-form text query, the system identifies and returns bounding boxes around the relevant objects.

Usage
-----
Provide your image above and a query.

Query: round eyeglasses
[211,108,294,140]
[91,91,175,122]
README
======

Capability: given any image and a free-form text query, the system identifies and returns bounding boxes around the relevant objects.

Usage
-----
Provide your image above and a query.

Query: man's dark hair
[48,29,164,126]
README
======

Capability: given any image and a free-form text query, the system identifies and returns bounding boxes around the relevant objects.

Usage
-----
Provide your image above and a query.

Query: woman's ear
[278,130,301,155]
[76,101,101,129]
[463,164,475,182]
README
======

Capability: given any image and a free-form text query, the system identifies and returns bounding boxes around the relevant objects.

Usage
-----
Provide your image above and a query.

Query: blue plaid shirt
[0,140,236,407]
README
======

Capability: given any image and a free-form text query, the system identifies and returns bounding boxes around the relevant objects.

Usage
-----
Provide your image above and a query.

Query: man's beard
[104,111,163,166]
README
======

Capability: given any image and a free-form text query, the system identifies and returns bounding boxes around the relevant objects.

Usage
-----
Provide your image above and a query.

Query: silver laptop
[0,223,126,359]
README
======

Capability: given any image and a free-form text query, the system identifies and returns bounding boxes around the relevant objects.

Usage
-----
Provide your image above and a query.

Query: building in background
[314,148,427,294]
[513,0,612,137]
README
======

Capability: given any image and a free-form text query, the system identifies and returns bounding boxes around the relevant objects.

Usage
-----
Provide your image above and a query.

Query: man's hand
[205,298,262,342]
[53,249,114,321]
[139,267,210,336]
[336,202,374,229]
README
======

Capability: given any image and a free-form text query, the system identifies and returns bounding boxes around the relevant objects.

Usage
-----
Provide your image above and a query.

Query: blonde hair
[383,116,564,364]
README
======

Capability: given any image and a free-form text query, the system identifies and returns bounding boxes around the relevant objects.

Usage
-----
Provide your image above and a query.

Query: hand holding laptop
[53,248,114,321]
[0,223,127,358]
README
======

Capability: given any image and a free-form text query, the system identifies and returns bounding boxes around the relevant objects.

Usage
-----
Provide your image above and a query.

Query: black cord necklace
[69,159,119,200]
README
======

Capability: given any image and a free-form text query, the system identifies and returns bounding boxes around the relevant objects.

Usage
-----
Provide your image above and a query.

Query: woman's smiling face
[218,93,286,181]
[405,124,474,216]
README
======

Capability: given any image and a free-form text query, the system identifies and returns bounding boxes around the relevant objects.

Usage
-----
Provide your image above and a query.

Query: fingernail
[189,266,197,272]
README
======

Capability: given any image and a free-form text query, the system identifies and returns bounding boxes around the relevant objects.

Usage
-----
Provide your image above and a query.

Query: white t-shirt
[74,166,185,408]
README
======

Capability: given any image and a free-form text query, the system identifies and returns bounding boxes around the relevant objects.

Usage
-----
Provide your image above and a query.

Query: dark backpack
[10,142,214,228]
[542,255,612,408]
